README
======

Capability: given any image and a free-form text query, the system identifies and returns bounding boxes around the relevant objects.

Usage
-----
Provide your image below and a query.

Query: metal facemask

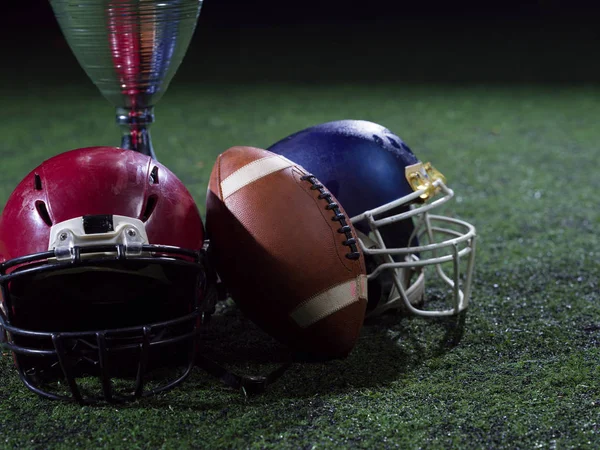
[351,162,477,318]
[0,214,209,404]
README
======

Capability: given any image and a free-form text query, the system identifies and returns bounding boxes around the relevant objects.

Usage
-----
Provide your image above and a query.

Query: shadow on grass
[133,301,469,410]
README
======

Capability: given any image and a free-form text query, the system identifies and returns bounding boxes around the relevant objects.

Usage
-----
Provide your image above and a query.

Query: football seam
[297,171,361,261]
[292,168,356,272]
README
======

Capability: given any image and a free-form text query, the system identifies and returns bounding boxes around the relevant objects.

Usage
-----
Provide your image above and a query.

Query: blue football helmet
[268,120,476,318]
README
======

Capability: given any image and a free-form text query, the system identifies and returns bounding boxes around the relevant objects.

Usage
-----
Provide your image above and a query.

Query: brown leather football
[206,146,368,360]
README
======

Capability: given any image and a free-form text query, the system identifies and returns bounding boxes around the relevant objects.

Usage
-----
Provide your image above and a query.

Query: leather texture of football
[206,146,368,360]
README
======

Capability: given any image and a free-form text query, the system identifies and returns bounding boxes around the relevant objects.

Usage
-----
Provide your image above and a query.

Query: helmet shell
[268,120,419,220]
[0,146,204,264]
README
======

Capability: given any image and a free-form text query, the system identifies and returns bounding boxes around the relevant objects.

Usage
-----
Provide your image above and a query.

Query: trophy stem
[116,107,157,160]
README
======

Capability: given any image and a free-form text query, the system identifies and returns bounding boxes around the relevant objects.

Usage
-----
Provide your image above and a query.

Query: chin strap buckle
[405,161,446,201]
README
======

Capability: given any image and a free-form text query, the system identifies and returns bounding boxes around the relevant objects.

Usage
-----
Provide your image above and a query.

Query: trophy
[50,0,204,160]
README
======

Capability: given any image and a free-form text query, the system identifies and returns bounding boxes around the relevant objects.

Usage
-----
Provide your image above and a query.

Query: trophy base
[120,135,157,161]
[117,107,157,160]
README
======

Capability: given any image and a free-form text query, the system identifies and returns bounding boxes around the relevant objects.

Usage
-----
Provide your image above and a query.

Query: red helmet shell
[0,147,204,263]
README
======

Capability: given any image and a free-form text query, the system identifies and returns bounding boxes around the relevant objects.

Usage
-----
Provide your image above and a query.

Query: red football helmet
[0,147,208,403]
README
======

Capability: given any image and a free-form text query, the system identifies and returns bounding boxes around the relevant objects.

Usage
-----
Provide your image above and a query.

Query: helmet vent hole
[387,137,401,149]
[372,135,384,146]
[34,174,43,190]
[35,201,52,226]
[149,166,159,184]
[141,195,158,222]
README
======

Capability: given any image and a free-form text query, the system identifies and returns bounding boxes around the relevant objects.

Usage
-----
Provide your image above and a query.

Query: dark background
[2,1,599,84]
[3,1,600,27]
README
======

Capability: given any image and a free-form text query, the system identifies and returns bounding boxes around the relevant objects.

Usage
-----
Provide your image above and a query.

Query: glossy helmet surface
[268,120,476,318]
[0,147,208,403]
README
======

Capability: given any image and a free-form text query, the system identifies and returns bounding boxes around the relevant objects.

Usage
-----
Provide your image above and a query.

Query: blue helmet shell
[268,120,420,221]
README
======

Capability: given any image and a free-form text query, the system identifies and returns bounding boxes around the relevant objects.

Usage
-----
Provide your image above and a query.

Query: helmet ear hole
[35,201,52,226]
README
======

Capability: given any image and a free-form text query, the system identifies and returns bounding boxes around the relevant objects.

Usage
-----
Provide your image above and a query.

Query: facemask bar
[0,243,206,404]
[351,178,477,318]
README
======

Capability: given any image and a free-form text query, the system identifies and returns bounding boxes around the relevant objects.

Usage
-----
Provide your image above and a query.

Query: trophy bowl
[50,0,204,159]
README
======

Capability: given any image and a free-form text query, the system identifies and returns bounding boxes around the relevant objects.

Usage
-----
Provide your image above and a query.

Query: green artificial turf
[1,23,599,449]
